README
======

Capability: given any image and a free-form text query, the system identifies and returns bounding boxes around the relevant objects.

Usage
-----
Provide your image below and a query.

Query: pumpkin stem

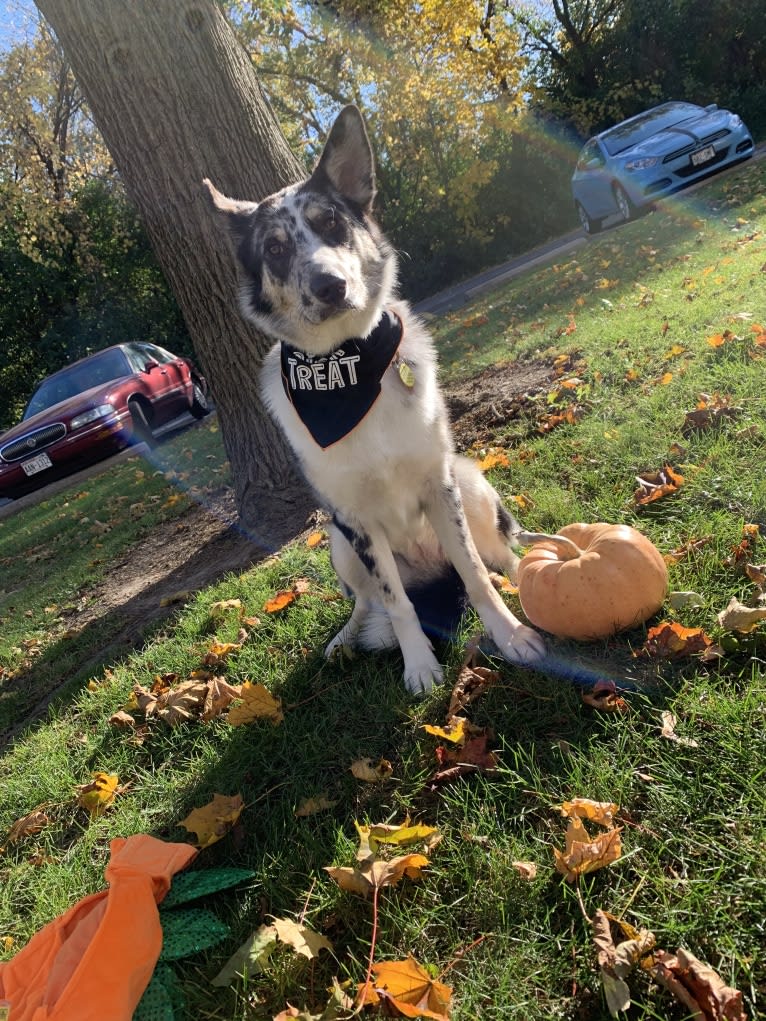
[515,530,582,561]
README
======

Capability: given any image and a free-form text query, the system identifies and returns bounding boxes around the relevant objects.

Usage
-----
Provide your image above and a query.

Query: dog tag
[395,357,415,388]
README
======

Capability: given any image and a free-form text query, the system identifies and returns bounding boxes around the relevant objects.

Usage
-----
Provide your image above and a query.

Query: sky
[0,0,36,50]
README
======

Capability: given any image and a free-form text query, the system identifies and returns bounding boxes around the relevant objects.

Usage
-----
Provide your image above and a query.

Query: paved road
[3,143,763,517]
[415,142,766,316]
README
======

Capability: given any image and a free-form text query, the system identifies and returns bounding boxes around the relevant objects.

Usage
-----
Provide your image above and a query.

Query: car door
[573,140,613,219]
[130,344,190,423]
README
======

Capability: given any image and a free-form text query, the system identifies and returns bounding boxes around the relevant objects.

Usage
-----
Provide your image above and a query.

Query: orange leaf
[306,530,324,547]
[638,621,712,659]
[554,819,622,882]
[476,449,510,471]
[264,590,296,613]
[357,957,452,1019]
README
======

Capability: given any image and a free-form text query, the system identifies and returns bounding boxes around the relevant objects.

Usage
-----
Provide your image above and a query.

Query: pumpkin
[516,522,668,640]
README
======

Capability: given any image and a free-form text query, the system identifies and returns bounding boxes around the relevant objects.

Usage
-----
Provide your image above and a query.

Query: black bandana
[280,311,404,448]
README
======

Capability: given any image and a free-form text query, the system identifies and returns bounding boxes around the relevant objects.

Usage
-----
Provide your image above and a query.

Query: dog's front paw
[325,627,357,662]
[403,654,444,697]
[496,622,547,666]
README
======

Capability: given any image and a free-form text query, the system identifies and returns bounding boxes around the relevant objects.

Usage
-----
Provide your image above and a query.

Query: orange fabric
[0,834,197,1021]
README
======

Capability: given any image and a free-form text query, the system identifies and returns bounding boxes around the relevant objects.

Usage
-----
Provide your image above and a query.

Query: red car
[0,342,210,499]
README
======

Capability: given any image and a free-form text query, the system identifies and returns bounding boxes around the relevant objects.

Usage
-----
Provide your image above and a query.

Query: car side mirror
[143,359,159,372]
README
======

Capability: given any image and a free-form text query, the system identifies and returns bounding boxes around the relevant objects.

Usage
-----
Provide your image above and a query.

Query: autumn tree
[231,0,531,295]
[33,0,314,544]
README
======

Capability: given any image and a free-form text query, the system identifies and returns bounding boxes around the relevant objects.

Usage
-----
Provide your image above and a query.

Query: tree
[33,0,314,546]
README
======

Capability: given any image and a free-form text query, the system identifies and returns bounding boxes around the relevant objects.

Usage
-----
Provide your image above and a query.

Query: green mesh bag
[158,908,231,961]
[133,964,183,1021]
[160,867,255,909]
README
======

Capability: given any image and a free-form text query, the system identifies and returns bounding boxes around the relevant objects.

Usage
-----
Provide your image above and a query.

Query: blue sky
[0,0,37,50]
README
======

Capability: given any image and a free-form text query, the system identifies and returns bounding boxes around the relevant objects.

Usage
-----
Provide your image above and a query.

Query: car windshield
[23,348,132,419]
[600,103,701,156]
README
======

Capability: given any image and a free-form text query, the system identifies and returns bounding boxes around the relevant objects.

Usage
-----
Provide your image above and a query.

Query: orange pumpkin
[516,523,668,640]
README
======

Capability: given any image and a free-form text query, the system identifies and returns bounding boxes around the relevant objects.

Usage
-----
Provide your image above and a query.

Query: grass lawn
[1,159,765,1020]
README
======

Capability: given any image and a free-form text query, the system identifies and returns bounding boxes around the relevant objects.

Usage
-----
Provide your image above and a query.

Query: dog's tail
[357,565,469,650]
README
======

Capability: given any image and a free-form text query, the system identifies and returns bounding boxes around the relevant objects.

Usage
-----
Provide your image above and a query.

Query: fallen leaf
[227,681,284,726]
[638,621,713,659]
[272,917,333,959]
[202,640,242,666]
[155,679,209,726]
[560,798,618,827]
[660,711,699,748]
[211,923,278,985]
[295,794,337,817]
[447,662,501,717]
[306,530,324,547]
[77,772,119,818]
[7,809,49,843]
[649,947,747,1021]
[200,676,242,721]
[422,717,468,744]
[554,820,622,882]
[209,598,243,618]
[634,464,684,505]
[325,853,430,897]
[264,590,297,613]
[717,595,766,633]
[159,590,191,607]
[350,757,394,782]
[108,709,137,729]
[357,956,452,1020]
[179,792,244,849]
[581,681,629,713]
[476,448,510,471]
[669,590,705,610]
[511,861,537,880]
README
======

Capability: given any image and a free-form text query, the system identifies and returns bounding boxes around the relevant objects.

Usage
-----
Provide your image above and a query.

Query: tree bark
[33,0,315,550]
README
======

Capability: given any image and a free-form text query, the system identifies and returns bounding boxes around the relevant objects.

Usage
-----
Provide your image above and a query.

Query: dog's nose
[310,272,347,306]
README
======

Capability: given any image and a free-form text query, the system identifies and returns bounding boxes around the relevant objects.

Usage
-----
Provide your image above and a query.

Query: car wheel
[128,399,155,448]
[190,378,211,419]
[613,184,634,223]
[575,201,602,235]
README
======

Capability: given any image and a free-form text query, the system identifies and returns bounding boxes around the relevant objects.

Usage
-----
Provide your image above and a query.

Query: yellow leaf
[560,798,618,827]
[350,757,394,782]
[271,916,333,959]
[306,530,324,548]
[554,821,622,882]
[209,598,242,618]
[717,595,766,633]
[178,792,244,848]
[511,860,537,880]
[422,717,467,744]
[77,772,119,818]
[227,681,284,726]
[295,794,337,817]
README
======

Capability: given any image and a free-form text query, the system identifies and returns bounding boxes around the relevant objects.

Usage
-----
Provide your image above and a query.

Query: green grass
[1,162,766,1020]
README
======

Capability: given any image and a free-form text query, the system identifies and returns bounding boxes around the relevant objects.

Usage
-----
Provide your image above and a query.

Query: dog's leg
[426,469,547,666]
[451,456,523,580]
[327,516,444,695]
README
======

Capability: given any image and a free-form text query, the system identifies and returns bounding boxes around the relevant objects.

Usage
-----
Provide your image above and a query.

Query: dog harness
[280,310,406,448]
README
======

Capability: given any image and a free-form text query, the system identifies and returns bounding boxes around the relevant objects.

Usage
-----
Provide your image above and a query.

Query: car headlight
[728,113,742,127]
[70,404,116,429]
[625,156,660,171]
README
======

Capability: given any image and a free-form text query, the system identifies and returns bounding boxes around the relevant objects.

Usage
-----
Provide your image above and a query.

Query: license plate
[691,145,715,166]
[21,452,53,476]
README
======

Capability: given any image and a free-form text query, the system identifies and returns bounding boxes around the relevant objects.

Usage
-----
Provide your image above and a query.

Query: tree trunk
[33,0,315,550]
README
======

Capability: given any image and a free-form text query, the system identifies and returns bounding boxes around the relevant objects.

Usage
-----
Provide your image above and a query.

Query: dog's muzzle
[310,271,348,310]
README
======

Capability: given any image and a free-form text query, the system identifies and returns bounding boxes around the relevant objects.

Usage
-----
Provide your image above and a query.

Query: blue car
[571,101,754,234]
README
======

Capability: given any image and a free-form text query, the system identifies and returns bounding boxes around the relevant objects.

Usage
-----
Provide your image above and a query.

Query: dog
[204,104,546,694]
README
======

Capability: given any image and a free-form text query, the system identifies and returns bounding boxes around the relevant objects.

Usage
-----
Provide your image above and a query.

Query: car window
[600,102,700,155]
[128,342,178,368]
[23,348,132,419]
[576,140,604,171]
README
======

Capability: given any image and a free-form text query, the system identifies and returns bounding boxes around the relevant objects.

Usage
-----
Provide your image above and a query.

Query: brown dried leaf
[660,711,699,748]
[554,818,622,882]
[294,794,337,817]
[634,464,684,505]
[639,621,713,659]
[200,676,242,721]
[350,757,394,782]
[581,681,629,713]
[447,663,501,717]
[511,861,537,880]
[649,948,747,1021]
[271,916,333,959]
[717,596,766,633]
[7,809,50,843]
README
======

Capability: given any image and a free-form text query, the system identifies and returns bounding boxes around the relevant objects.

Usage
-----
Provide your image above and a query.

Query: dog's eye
[266,240,285,258]
[323,211,337,232]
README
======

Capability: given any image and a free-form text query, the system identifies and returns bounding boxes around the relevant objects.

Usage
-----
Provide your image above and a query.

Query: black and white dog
[204,105,546,694]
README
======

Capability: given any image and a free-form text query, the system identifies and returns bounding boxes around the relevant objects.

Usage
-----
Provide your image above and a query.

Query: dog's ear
[311,105,375,211]
[202,178,259,245]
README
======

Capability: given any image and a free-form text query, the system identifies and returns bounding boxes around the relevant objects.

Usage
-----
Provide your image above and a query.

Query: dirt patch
[444,360,553,449]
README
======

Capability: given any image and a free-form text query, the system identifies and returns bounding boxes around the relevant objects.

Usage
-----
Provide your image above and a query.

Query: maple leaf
[649,948,747,1021]
[681,392,741,436]
[272,917,333,959]
[422,717,468,744]
[155,679,209,726]
[200,676,242,721]
[593,909,657,1017]
[634,463,684,505]
[202,640,242,666]
[326,853,430,897]
[717,595,766,633]
[560,798,619,827]
[350,757,394,782]
[77,772,119,818]
[638,621,712,659]
[7,809,49,843]
[357,957,452,1020]
[227,681,284,726]
[211,923,278,986]
[179,792,244,849]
